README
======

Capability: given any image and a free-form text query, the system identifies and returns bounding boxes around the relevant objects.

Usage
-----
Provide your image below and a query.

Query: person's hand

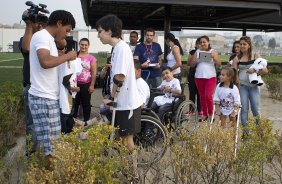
[105,63,112,69]
[231,109,238,117]
[89,85,94,93]
[154,63,161,69]
[103,98,113,106]
[215,108,221,116]
[70,86,80,92]
[22,10,31,24]
[66,51,77,61]
[246,68,256,74]
[141,60,150,68]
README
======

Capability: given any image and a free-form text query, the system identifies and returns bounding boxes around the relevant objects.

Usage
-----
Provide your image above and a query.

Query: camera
[22,1,49,23]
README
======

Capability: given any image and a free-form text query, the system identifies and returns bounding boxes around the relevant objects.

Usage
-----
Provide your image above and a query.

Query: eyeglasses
[97,29,104,34]
[57,47,66,51]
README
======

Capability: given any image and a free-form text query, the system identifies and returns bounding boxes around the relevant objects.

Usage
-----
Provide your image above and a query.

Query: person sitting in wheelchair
[151,67,182,122]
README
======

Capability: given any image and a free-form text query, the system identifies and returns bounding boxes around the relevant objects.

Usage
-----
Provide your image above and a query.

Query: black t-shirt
[19,37,30,85]
[188,48,197,77]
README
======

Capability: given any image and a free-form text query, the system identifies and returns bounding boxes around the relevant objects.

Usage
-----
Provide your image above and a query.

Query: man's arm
[37,49,77,69]
[21,11,33,52]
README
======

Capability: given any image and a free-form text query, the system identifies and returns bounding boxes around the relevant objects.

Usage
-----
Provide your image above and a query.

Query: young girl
[213,66,241,128]
[151,67,182,121]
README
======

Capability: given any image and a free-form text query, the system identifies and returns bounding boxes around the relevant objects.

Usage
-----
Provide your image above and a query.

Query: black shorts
[115,107,141,136]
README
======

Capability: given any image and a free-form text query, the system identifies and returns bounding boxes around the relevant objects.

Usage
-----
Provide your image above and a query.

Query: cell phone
[199,51,212,62]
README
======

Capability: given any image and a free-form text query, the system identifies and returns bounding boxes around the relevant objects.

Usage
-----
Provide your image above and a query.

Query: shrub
[268,65,282,74]
[26,125,133,183]
[0,82,24,158]
[264,75,282,100]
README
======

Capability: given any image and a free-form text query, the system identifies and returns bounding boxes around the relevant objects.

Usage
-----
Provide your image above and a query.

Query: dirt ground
[90,85,282,132]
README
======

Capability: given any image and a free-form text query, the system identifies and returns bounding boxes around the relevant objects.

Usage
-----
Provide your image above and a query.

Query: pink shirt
[76,54,96,84]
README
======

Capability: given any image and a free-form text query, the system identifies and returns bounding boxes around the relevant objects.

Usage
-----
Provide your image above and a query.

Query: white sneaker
[74,118,85,126]
[86,117,98,127]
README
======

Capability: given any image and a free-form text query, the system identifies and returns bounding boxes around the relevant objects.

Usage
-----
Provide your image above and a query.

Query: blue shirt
[134,42,162,78]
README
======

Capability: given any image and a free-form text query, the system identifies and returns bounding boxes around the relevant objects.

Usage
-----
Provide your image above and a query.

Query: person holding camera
[28,10,77,157]
[19,9,48,156]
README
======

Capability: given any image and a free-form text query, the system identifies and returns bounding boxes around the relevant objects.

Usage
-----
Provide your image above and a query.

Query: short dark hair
[35,14,48,25]
[130,31,138,37]
[162,66,173,72]
[145,27,155,35]
[95,14,122,38]
[48,10,76,29]
[79,38,90,45]
[134,62,142,70]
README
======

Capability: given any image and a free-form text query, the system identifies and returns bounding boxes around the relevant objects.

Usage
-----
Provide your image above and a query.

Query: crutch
[204,104,216,152]
[234,106,242,157]
[110,87,120,140]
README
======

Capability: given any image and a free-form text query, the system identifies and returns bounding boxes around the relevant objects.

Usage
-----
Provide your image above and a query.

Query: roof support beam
[92,0,281,10]
[143,6,164,20]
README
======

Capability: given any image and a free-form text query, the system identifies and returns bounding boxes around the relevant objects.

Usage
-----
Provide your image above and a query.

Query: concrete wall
[0,28,24,52]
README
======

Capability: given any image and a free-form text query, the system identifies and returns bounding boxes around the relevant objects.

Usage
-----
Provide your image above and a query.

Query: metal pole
[164,5,171,61]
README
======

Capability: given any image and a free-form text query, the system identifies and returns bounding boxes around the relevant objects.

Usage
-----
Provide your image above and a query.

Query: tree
[253,35,264,48]
[268,38,276,49]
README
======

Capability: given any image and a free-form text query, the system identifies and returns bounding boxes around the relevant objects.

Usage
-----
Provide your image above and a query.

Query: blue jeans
[24,85,37,153]
[239,84,260,127]
[147,77,162,88]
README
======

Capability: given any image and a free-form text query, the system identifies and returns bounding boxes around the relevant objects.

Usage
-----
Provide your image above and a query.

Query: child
[213,66,241,128]
[151,67,182,121]
[135,62,150,108]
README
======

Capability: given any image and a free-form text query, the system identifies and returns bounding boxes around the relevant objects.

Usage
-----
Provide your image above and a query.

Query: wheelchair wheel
[174,100,198,134]
[134,115,168,167]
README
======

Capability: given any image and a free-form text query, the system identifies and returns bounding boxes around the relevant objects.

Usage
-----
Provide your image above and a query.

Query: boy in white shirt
[151,67,182,121]
[95,14,142,152]
[135,62,150,108]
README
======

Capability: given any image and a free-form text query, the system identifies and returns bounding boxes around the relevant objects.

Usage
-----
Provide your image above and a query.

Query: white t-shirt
[29,29,59,100]
[59,58,83,114]
[167,45,181,75]
[129,43,137,55]
[110,40,142,110]
[195,49,216,79]
[136,77,150,107]
[213,83,241,116]
[153,78,181,106]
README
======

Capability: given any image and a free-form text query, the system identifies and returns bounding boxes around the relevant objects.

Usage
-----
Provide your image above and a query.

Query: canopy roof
[81,0,282,32]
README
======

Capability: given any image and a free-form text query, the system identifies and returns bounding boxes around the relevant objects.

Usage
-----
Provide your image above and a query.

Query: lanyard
[145,44,153,58]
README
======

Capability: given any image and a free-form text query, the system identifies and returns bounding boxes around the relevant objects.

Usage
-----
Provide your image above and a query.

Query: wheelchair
[147,83,198,135]
[134,113,168,167]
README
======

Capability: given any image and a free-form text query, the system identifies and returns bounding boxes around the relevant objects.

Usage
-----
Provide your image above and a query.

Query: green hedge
[0,82,24,158]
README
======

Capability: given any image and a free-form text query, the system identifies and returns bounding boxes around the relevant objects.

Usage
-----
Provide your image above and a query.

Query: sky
[0,0,88,29]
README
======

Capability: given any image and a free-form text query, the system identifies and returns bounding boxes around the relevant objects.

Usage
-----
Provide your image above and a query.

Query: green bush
[264,75,282,100]
[268,65,282,74]
[0,82,24,158]
[26,125,134,183]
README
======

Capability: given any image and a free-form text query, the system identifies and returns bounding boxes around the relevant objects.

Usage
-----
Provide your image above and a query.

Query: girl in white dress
[213,66,241,128]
